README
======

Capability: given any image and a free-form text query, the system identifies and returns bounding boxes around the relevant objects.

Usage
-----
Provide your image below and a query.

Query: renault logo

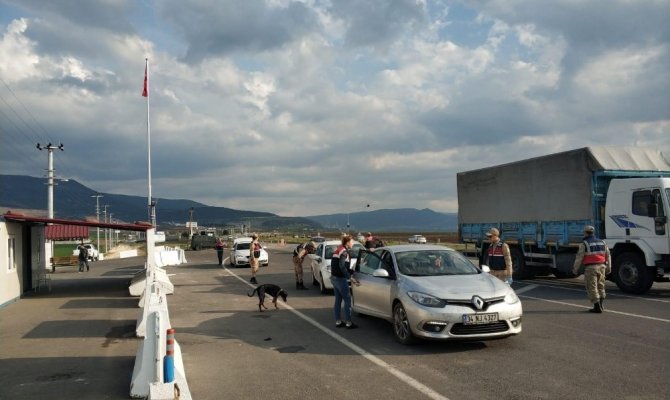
[471,295,485,310]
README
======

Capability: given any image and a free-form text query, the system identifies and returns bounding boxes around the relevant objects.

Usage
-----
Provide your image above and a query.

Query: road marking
[519,295,670,323]
[223,266,450,400]
[522,280,670,304]
[514,284,538,295]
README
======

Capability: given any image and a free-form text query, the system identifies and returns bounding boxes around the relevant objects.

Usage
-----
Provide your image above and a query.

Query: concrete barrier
[120,249,139,258]
[136,283,170,338]
[130,267,174,297]
[130,312,192,399]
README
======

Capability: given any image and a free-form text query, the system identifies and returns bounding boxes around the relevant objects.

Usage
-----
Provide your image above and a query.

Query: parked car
[73,243,99,261]
[306,240,364,294]
[229,237,269,267]
[352,245,522,344]
[311,236,327,244]
[408,235,427,244]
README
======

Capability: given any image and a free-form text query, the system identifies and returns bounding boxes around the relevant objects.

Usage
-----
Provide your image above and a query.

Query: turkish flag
[142,65,148,97]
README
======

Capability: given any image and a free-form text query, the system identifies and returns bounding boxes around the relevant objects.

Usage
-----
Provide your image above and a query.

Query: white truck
[458,146,670,294]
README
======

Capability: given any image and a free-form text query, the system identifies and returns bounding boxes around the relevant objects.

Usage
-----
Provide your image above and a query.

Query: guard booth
[0,212,152,307]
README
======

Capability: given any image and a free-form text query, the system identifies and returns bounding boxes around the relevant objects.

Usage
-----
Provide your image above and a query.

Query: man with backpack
[77,241,90,273]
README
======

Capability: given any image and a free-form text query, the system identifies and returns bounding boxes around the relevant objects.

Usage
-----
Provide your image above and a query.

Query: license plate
[462,312,499,325]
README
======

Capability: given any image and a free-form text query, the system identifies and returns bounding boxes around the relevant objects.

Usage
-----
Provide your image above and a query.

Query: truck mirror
[647,203,658,218]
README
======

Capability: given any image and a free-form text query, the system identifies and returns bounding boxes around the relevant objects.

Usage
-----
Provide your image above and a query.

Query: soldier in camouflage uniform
[572,225,611,313]
[484,227,513,284]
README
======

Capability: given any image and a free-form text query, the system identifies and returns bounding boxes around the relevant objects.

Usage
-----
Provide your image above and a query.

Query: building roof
[45,224,90,240]
[1,212,153,232]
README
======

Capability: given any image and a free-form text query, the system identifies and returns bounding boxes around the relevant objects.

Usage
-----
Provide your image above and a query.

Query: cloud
[158,0,320,62]
[0,0,668,218]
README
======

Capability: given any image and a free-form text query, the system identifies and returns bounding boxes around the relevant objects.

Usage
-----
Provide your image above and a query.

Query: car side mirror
[372,269,390,278]
[481,265,491,273]
[316,257,322,263]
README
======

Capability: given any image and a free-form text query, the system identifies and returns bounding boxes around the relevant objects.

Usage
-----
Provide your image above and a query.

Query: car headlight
[504,290,520,304]
[407,291,447,308]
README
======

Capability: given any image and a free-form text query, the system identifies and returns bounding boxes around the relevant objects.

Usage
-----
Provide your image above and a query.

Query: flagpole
[145,58,155,227]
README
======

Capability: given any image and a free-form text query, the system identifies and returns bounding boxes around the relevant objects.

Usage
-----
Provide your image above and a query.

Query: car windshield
[324,243,364,259]
[395,250,479,276]
[236,243,250,250]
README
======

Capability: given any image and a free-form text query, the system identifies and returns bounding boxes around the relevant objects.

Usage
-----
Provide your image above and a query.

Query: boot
[599,298,605,311]
[250,277,257,284]
[588,302,603,313]
[300,282,308,290]
[296,282,301,290]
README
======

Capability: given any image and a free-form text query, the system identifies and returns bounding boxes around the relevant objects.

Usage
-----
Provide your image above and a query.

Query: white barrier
[120,249,139,258]
[154,246,187,268]
[130,228,192,400]
[129,267,174,297]
[136,283,170,338]
[130,310,192,398]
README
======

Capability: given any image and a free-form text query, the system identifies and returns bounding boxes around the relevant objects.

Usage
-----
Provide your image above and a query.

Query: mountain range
[0,174,457,232]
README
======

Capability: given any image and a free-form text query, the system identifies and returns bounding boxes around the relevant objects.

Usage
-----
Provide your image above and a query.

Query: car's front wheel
[393,302,415,345]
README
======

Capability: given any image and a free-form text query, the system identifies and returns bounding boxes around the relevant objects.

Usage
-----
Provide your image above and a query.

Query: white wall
[0,222,23,307]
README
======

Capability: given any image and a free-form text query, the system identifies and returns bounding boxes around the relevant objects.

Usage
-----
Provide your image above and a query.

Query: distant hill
[307,208,457,232]
[0,174,319,230]
[1,174,457,232]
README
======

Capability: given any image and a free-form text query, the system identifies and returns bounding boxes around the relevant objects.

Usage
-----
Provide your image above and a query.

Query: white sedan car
[408,235,427,244]
[229,238,269,267]
[306,240,364,294]
[352,245,522,344]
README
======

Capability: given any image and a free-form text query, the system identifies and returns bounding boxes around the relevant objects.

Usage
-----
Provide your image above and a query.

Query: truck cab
[604,178,670,293]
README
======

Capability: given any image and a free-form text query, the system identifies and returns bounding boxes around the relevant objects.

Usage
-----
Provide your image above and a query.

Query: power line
[0,77,52,143]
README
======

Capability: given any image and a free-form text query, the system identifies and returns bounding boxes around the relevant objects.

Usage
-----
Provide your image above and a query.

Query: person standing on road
[292,241,315,290]
[77,241,89,273]
[215,237,225,266]
[249,233,261,284]
[330,235,359,329]
[484,228,513,284]
[572,225,611,313]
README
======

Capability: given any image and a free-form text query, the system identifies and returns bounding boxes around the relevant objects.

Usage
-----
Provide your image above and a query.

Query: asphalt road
[1,246,668,400]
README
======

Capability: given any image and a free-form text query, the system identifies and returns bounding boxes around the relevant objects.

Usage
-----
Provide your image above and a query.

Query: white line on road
[514,284,539,295]
[519,294,670,323]
[222,266,451,400]
[526,279,670,303]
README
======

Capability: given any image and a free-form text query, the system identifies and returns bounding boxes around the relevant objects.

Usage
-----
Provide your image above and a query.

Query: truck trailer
[457,146,670,294]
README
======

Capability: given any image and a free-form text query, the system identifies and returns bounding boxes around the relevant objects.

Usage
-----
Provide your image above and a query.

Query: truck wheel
[613,253,654,294]
[511,247,534,280]
[553,251,577,279]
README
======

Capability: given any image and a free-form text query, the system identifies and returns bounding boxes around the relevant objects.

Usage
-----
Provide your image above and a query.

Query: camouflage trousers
[584,264,606,304]
[293,256,304,283]
[490,269,509,282]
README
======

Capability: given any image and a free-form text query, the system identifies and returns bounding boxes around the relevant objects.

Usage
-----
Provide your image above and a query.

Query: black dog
[247,284,288,312]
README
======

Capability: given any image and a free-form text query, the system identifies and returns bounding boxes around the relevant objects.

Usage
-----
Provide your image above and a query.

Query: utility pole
[188,207,194,238]
[103,205,109,253]
[36,142,64,218]
[91,194,103,248]
[109,213,113,249]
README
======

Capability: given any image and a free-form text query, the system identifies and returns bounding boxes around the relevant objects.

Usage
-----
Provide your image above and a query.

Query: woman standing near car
[215,237,225,266]
[249,233,261,284]
[330,235,359,329]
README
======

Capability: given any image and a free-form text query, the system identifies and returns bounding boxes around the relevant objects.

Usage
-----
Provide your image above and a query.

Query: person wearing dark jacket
[215,237,225,266]
[330,235,359,329]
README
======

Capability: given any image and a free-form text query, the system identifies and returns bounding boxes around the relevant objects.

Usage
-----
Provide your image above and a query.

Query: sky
[0,0,669,218]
